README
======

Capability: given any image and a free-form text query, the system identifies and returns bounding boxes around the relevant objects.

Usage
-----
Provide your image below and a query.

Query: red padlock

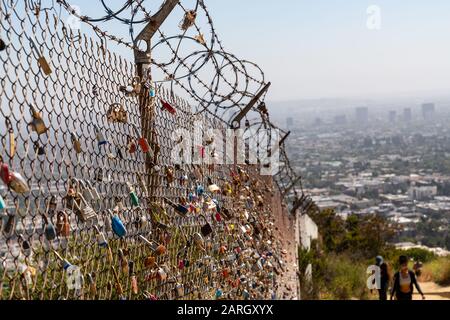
[160,99,176,114]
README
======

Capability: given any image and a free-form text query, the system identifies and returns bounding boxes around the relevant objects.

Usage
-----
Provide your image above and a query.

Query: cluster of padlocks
[0,63,286,300]
[0,3,293,300]
[1,149,284,300]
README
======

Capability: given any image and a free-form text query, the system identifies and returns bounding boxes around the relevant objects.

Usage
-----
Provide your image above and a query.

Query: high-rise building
[286,117,294,128]
[422,103,435,121]
[355,107,369,124]
[334,114,347,125]
[388,111,397,123]
[403,108,412,122]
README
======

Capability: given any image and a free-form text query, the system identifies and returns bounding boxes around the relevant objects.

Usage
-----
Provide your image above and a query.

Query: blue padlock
[110,210,127,238]
[196,184,204,196]
[94,125,108,147]
[215,288,223,299]
[0,195,6,210]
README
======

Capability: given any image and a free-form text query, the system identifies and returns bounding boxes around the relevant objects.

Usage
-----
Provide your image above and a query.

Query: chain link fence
[0,2,289,300]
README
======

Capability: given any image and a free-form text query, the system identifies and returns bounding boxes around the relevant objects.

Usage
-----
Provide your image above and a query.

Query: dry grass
[421,257,450,286]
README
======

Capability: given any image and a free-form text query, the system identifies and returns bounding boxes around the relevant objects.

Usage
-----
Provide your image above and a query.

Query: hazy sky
[206,0,450,101]
[69,1,450,102]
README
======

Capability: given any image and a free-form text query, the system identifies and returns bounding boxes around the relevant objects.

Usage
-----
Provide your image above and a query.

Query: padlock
[5,117,15,158]
[42,213,56,241]
[33,141,45,156]
[242,289,250,300]
[177,247,189,269]
[145,79,156,98]
[18,234,32,257]
[196,184,204,196]
[222,182,232,196]
[28,37,52,75]
[71,133,82,153]
[215,288,223,299]
[163,197,189,216]
[192,232,206,251]
[0,195,6,210]
[208,183,220,193]
[47,195,57,213]
[71,190,97,223]
[129,261,138,295]
[160,99,176,114]
[138,173,148,196]
[127,182,139,207]
[115,145,124,160]
[138,235,166,256]
[0,162,30,193]
[95,168,104,182]
[180,10,197,31]
[144,255,156,269]
[0,38,5,51]
[179,174,188,186]
[87,273,97,297]
[56,211,70,237]
[111,266,124,296]
[94,125,108,147]
[3,212,15,235]
[93,225,108,248]
[106,103,128,123]
[86,180,101,200]
[165,167,174,184]
[118,249,129,275]
[28,104,48,135]
[137,133,152,155]
[175,283,184,298]
[157,267,167,281]
[119,84,134,95]
[127,135,137,154]
[132,77,141,94]
[78,179,95,203]
[111,210,127,238]
[199,215,213,237]
[134,214,148,230]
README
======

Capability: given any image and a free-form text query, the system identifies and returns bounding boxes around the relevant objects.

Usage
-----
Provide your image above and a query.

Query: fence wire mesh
[0,2,291,300]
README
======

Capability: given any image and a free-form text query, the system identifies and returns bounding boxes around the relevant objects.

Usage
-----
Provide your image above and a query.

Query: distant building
[403,108,412,122]
[422,103,435,121]
[355,107,369,124]
[388,110,397,123]
[408,185,437,201]
[334,114,347,125]
[314,117,322,126]
[286,117,294,128]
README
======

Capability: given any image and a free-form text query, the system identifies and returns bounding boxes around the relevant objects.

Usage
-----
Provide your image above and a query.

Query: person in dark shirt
[391,255,426,300]
[375,256,390,300]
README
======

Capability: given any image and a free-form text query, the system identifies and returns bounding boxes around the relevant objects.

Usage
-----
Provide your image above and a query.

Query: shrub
[421,257,450,286]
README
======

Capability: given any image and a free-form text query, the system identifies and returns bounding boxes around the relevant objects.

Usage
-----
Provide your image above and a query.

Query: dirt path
[413,282,450,300]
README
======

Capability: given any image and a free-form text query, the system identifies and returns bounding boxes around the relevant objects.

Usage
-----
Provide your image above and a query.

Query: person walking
[374,256,390,300]
[390,255,426,300]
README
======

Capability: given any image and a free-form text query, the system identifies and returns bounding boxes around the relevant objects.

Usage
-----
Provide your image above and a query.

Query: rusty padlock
[28,104,48,135]
[56,211,70,237]
[28,37,52,75]
[199,214,213,237]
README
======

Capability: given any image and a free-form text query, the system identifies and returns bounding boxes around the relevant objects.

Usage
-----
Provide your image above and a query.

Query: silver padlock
[78,179,95,203]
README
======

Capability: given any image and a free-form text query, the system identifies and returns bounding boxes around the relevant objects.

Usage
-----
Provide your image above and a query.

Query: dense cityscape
[283,101,450,253]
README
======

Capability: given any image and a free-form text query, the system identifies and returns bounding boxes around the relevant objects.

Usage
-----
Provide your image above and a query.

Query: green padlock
[127,182,139,207]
